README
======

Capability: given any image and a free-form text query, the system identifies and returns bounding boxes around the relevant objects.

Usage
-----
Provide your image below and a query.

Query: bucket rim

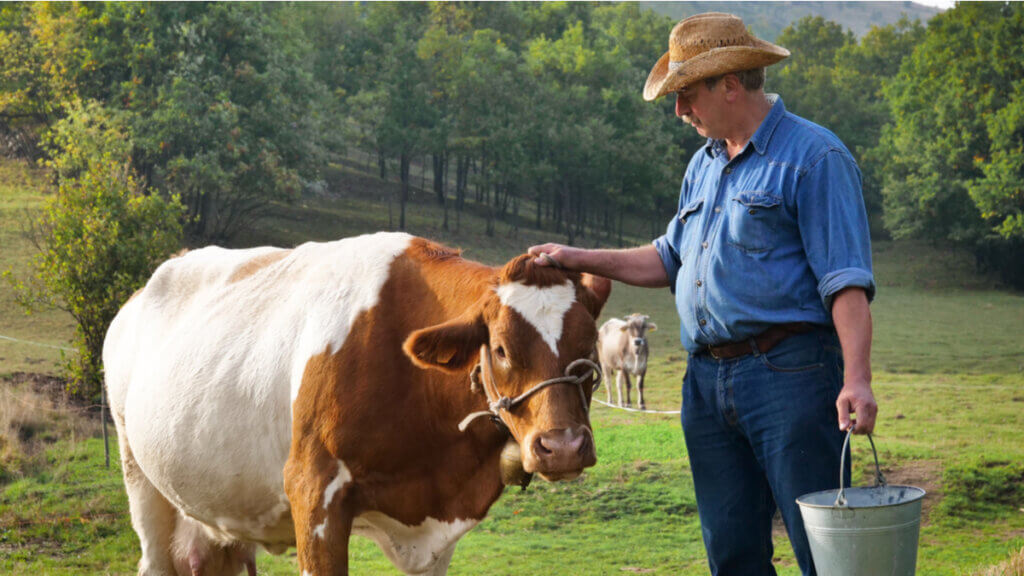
[796,485,926,510]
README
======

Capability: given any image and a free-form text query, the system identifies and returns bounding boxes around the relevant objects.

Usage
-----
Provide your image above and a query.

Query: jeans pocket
[758,345,825,373]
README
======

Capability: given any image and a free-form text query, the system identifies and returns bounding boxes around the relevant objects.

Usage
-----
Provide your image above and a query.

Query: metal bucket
[796,428,926,576]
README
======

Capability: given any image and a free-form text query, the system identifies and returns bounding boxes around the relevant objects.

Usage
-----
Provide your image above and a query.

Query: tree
[5,101,184,397]
[877,3,1024,243]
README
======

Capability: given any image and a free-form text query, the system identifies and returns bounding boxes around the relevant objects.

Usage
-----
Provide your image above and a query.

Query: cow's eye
[495,345,507,360]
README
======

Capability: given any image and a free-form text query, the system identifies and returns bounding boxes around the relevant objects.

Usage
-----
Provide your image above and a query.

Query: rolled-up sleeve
[653,233,681,294]
[796,149,876,310]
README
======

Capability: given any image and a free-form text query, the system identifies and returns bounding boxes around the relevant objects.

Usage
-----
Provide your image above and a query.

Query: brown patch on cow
[227,250,290,283]
[500,253,580,288]
[284,238,610,573]
[407,237,463,262]
[286,249,507,540]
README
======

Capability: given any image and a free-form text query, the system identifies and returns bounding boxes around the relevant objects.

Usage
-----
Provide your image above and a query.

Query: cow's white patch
[107,232,412,548]
[353,512,476,575]
[495,281,575,354]
[314,459,352,540]
[313,518,328,540]
[323,460,352,510]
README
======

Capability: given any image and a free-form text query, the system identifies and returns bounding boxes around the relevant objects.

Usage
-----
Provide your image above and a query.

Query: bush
[4,102,184,398]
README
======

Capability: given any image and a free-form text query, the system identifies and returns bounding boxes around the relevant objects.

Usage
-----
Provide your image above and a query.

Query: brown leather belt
[702,322,817,360]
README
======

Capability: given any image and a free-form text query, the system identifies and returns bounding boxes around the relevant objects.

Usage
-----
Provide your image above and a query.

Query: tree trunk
[434,152,448,231]
[399,152,410,230]
[378,152,387,180]
[535,191,543,230]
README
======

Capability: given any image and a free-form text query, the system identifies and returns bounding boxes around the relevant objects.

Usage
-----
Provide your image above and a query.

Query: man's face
[674,81,724,139]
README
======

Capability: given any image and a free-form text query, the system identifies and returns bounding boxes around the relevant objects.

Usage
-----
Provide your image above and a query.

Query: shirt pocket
[677,197,704,224]
[676,198,704,264]
[727,191,782,253]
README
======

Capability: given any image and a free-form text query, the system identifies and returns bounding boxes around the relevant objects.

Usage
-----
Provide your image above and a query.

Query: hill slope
[640,1,940,39]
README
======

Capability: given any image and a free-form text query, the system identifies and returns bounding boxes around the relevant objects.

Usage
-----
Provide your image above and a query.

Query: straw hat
[643,13,790,102]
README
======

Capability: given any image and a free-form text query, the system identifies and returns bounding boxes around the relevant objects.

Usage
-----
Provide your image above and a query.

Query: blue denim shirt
[653,95,875,353]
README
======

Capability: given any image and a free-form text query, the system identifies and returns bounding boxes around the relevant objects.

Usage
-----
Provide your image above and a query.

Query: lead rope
[457,345,603,433]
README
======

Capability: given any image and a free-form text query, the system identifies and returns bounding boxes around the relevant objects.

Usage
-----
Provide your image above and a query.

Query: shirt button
[714,207,722,213]
[699,319,707,326]
[696,279,703,287]
[702,241,708,249]
[724,167,733,174]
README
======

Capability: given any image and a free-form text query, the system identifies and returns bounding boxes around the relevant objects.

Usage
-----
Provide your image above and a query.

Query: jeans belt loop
[748,336,762,357]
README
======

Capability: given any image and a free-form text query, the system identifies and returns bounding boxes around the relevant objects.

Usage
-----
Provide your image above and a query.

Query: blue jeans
[682,329,849,576]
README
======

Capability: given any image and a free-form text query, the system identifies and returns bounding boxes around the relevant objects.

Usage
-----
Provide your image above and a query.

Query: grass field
[2,157,1023,575]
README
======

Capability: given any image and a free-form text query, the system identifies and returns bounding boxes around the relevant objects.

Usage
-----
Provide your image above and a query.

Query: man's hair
[704,68,766,91]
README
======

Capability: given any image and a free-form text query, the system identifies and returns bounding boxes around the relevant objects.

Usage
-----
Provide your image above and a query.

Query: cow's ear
[578,273,611,319]
[619,325,629,332]
[403,314,487,373]
[647,323,658,332]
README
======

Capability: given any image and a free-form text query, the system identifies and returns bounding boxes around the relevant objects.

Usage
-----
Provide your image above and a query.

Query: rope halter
[458,344,603,433]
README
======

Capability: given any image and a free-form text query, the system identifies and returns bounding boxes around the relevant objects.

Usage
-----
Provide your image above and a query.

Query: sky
[913,0,955,10]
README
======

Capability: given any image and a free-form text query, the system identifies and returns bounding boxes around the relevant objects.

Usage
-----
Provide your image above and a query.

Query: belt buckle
[708,345,722,360]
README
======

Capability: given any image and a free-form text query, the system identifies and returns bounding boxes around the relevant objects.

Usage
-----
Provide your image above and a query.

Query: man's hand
[528,243,584,270]
[836,381,877,434]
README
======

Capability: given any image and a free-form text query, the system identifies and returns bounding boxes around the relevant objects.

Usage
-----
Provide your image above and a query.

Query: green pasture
[2,157,1023,574]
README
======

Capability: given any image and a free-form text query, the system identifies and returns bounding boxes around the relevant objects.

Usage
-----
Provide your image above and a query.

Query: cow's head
[403,254,611,481]
[623,313,657,354]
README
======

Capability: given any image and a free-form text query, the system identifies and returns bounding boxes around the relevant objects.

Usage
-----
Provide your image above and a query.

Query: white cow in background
[597,314,657,410]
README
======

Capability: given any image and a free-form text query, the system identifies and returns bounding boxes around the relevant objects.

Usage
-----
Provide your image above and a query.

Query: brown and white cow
[103,232,610,576]
[597,314,657,410]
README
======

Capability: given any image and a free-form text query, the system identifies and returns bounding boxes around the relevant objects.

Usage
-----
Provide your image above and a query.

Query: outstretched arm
[527,243,670,288]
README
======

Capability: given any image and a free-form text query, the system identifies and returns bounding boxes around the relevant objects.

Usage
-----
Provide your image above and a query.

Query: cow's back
[103,232,414,545]
[597,318,629,368]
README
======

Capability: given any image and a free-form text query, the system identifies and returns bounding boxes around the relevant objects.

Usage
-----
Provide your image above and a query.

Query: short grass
[2,157,1024,574]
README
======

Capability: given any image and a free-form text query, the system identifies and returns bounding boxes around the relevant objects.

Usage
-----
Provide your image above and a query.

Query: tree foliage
[5,101,184,397]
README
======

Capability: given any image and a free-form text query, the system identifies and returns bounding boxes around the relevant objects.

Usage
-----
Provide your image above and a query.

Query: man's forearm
[832,288,872,384]
[576,245,670,288]
[529,243,670,288]
[831,287,877,433]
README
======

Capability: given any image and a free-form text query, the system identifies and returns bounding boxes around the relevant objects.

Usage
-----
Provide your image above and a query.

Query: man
[529,13,877,576]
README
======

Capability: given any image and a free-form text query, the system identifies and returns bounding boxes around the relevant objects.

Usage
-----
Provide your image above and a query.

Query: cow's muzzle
[522,426,596,481]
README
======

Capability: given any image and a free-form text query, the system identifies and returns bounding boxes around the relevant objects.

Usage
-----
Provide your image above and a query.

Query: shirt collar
[702,94,786,159]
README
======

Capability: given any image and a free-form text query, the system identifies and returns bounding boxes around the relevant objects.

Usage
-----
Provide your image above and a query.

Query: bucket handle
[835,424,887,508]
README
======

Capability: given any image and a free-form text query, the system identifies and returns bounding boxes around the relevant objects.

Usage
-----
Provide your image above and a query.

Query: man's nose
[675,92,689,118]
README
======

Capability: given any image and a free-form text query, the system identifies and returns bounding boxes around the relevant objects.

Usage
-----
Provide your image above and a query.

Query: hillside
[640,1,940,39]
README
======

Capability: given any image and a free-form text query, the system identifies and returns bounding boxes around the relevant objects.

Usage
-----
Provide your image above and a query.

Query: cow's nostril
[577,433,592,456]
[534,436,553,456]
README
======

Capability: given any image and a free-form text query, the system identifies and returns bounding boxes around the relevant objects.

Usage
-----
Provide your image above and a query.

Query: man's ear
[403,313,487,373]
[578,273,611,319]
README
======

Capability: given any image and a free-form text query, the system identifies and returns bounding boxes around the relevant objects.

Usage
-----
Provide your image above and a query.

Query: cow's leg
[618,368,626,405]
[615,370,626,407]
[285,453,355,576]
[602,364,614,405]
[636,372,646,411]
[116,425,178,575]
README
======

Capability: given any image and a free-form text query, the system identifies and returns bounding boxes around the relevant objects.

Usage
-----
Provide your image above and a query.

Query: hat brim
[643,40,790,102]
